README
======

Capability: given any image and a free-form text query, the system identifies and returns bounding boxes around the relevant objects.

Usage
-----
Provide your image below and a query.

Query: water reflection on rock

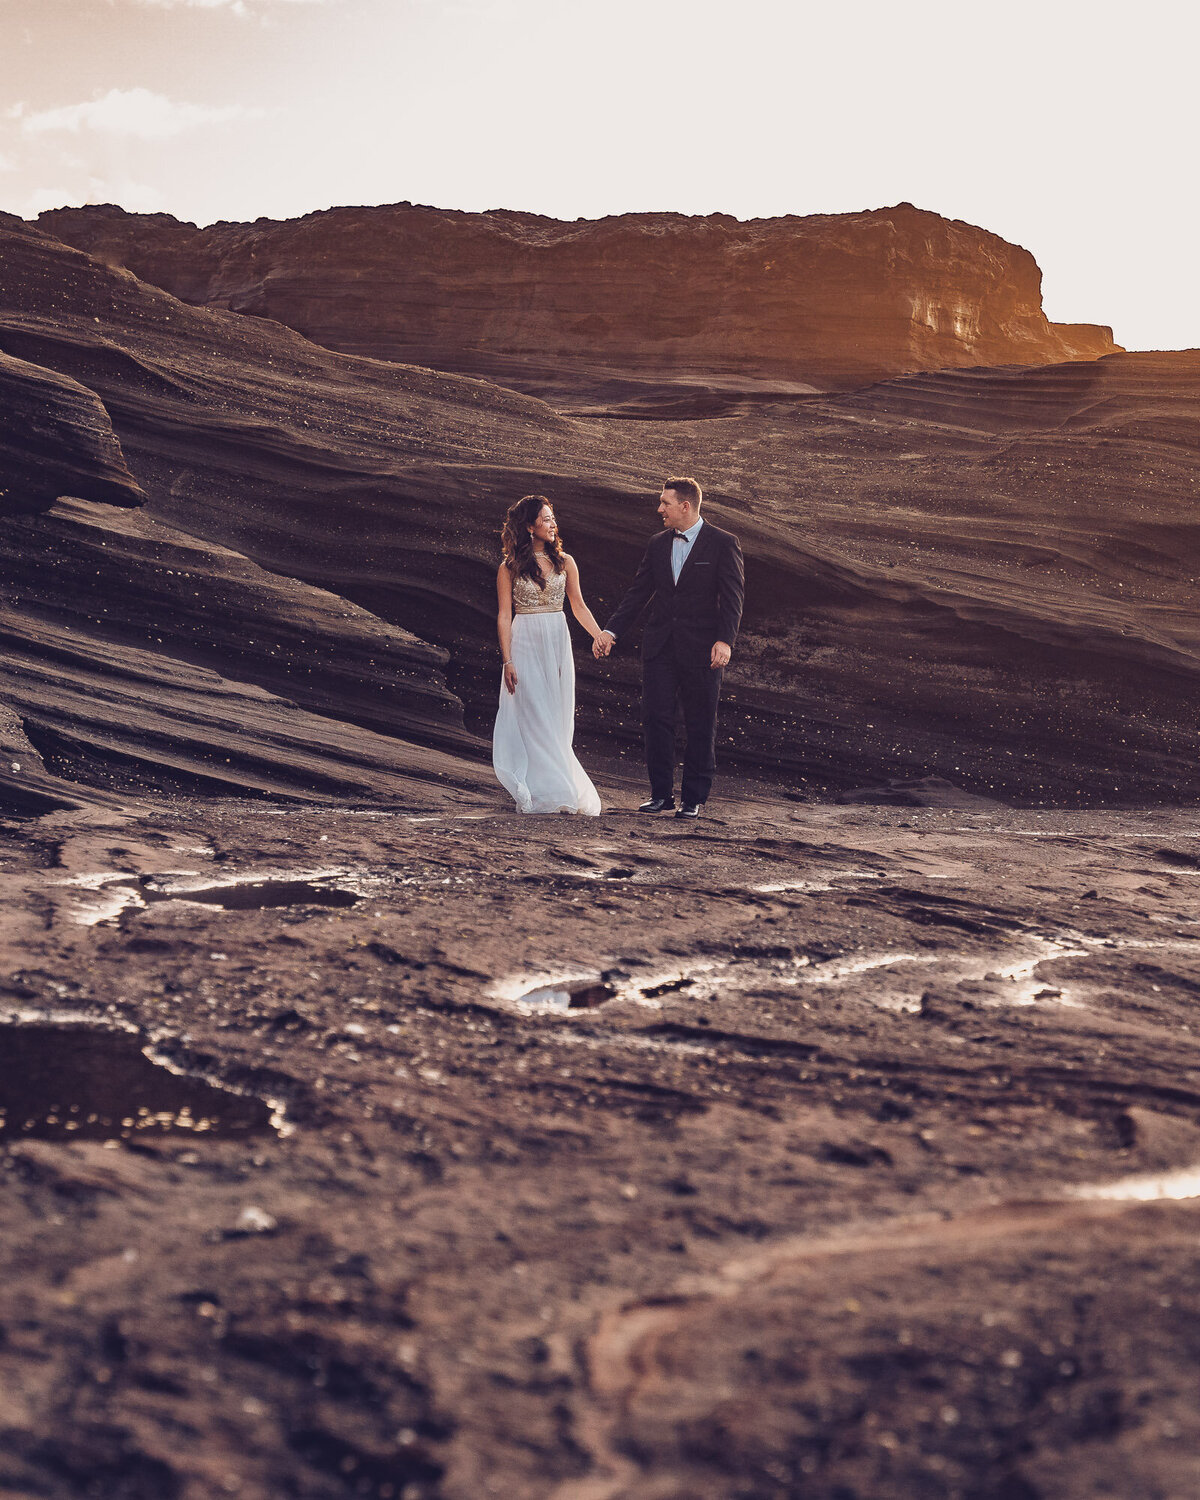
[0,1024,278,1142]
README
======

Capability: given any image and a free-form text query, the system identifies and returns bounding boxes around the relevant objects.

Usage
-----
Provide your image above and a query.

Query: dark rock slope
[0,347,144,515]
[40,201,1119,396]
[4,211,1199,806]
[0,497,483,809]
[0,216,497,806]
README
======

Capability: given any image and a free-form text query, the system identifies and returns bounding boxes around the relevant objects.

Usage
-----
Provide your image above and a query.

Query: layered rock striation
[0,347,145,515]
[5,211,1200,805]
[0,497,486,807]
[40,201,1119,396]
[0,215,497,805]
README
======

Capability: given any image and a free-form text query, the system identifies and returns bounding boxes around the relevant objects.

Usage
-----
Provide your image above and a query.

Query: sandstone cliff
[40,202,1119,396]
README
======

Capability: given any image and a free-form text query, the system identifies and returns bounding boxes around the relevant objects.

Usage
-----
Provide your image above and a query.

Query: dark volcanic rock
[0,702,110,814]
[0,498,485,803]
[0,347,144,515]
[39,201,1119,396]
[3,212,1200,804]
[6,793,1200,1499]
[0,216,502,800]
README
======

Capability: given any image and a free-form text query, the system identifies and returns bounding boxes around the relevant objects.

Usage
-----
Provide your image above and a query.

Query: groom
[594,477,744,819]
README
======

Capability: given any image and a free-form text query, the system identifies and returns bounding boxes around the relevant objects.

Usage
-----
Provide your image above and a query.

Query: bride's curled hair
[501,494,565,589]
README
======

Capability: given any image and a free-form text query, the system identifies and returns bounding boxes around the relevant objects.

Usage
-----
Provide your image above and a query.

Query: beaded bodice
[513,569,566,615]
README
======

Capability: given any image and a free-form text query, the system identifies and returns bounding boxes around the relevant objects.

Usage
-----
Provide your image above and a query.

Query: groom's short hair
[663,476,702,509]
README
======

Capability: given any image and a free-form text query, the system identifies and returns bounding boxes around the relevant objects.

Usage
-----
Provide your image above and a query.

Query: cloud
[0,154,15,174]
[19,88,264,140]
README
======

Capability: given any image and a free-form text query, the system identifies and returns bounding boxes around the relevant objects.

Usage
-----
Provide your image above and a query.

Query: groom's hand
[594,631,615,659]
[710,641,731,669]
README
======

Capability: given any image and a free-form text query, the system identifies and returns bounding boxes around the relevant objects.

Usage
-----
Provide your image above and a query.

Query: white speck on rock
[234,1205,278,1235]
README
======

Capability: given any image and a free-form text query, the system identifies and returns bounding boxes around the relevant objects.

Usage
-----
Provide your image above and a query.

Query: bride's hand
[503,662,518,695]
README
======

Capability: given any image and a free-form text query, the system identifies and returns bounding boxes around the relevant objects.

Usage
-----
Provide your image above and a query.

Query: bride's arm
[563,556,603,641]
[496,564,517,694]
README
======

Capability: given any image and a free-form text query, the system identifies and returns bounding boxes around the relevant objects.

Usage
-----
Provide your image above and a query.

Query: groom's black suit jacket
[606,520,744,661]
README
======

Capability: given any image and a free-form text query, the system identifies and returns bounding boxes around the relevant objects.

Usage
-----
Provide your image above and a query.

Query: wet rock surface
[0,1023,277,1142]
[3,786,1200,1498]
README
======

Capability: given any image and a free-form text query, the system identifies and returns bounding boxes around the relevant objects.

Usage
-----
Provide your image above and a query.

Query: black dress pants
[642,642,724,805]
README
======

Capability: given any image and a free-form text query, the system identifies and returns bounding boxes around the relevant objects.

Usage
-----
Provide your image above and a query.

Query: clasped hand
[593,633,727,666]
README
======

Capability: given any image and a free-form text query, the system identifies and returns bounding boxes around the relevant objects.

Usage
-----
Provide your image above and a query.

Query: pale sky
[1,0,1197,351]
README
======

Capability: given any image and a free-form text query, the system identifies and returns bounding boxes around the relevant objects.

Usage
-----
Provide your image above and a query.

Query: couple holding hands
[493,477,745,820]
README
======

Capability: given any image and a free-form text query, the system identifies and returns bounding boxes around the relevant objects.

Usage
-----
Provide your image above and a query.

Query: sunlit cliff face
[35,204,1119,395]
[908,294,980,345]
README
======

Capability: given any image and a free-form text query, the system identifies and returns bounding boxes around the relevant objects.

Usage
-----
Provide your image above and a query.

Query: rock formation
[40,201,1119,397]
[9,200,1200,1500]
[0,497,486,809]
[0,215,494,805]
[0,347,145,515]
[4,211,1198,806]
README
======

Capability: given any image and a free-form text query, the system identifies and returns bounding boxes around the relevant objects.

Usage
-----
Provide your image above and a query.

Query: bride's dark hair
[501,494,565,589]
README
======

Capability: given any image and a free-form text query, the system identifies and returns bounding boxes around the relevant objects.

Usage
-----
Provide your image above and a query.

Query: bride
[493,495,603,816]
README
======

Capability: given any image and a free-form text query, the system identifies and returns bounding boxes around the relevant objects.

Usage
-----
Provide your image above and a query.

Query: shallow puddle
[1071,1166,1200,1203]
[142,878,360,911]
[58,870,363,924]
[752,868,882,895]
[490,960,714,1015]
[516,979,618,1012]
[0,1024,279,1142]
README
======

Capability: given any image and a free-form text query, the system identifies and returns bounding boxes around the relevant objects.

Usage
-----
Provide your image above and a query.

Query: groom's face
[658,488,692,530]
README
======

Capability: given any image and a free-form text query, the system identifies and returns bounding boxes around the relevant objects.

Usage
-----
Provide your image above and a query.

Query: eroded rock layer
[0,347,144,515]
[0,216,499,804]
[0,498,485,809]
[40,201,1119,395]
[3,213,1199,805]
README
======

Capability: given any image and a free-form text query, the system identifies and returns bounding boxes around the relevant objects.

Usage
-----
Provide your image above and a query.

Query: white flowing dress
[493,569,602,816]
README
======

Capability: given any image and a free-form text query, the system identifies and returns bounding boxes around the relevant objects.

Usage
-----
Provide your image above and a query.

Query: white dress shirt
[672,517,704,584]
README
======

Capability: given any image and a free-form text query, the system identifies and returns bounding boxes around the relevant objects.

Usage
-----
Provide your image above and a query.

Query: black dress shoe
[674,802,702,819]
[638,797,675,813]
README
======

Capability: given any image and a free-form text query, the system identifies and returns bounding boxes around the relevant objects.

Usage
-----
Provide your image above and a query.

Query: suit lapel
[656,528,679,591]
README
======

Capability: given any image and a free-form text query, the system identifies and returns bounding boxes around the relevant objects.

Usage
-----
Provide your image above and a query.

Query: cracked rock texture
[3,790,1200,1499]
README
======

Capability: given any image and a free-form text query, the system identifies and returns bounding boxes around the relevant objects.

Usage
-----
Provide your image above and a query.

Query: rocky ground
[4,777,1200,1499]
